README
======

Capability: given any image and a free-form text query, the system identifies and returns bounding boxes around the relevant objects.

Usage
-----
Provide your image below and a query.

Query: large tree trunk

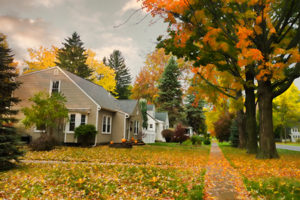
[244,69,258,153]
[257,80,279,159]
[237,109,247,148]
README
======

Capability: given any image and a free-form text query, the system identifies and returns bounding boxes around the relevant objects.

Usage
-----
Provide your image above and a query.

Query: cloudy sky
[0,0,299,88]
[0,0,168,80]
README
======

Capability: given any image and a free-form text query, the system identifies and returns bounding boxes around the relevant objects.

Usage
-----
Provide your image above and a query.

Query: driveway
[276,144,300,152]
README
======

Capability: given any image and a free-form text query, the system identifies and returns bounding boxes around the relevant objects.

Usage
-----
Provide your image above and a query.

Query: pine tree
[105,50,131,99]
[0,34,23,170]
[56,32,92,78]
[185,94,206,134]
[157,57,183,127]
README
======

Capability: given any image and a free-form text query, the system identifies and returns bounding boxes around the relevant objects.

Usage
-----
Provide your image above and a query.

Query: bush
[203,138,211,145]
[214,112,234,142]
[74,124,97,146]
[162,129,175,142]
[173,124,189,144]
[29,134,58,151]
[191,135,202,145]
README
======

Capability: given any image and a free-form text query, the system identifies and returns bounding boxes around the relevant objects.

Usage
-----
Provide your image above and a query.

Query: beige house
[14,66,142,145]
[118,100,143,140]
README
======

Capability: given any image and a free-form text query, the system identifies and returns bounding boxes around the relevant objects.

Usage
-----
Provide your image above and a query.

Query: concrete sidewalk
[276,144,300,152]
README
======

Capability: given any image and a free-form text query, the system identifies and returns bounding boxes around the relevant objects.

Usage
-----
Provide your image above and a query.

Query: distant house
[118,100,143,140]
[13,66,142,144]
[143,104,169,143]
[291,127,300,142]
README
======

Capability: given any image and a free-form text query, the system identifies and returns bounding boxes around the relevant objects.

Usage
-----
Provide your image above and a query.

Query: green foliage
[244,177,300,200]
[203,138,211,145]
[139,99,148,129]
[56,32,92,78]
[229,119,239,147]
[105,50,132,99]
[74,124,97,138]
[22,92,68,134]
[214,112,234,142]
[185,94,206,134]
[157,57,183,127]
[0,34,23,170]
[29,135,58,151]
[190,135,202,145]
[161,129,175,142]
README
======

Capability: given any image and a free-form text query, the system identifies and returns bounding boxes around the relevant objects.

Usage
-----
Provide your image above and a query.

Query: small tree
[22,92,68,136]
[0,34,23,170]
[214,112,234,142]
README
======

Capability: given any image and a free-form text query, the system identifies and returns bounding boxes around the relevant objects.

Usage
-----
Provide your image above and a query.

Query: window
[81,114,86,125]
[69,114,76,131]
[51,80,60,94]
[134,121,139,135]
[102,115,111,134]
[149,124,153,129]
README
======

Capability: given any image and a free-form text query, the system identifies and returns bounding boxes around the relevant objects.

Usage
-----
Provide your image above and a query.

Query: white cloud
[92,35,143,81]
[121,0,143,14]
[0,15,63,65]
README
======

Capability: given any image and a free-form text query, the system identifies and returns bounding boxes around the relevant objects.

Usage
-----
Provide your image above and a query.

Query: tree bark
[244,68,258,153]
[257,80,279,159]
[237,109,247,148]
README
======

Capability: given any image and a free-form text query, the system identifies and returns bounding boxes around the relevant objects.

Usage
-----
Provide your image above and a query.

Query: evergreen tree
[0,34,23,170]
[157,57,183,127]
[139,99,148,129]
[185,94,206,134]
[56,32,92,78]
[105,50,131,99]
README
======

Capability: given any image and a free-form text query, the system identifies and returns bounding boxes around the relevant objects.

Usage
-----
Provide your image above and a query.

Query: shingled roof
[62,68,121,112]
[155,112,168,122]
[118,100,138,115]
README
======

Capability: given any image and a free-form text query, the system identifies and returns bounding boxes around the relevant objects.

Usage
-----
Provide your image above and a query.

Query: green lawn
[219,143,300,200]
[1,144,210,199]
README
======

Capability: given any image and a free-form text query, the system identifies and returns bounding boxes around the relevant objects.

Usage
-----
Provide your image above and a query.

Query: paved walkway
[276,144,300,152]
[204,143,252,200]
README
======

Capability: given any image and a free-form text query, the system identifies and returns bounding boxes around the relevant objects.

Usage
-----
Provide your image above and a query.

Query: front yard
[0,144,210,199]
[219,143,300,199]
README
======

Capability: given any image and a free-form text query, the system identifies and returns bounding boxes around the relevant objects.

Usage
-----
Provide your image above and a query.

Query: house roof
[147,104,154,111]
[155,112,168,122]
[118,100,138,115]
[61,68,121,112]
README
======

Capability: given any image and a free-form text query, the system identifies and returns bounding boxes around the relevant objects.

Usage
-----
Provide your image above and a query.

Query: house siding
[126,103,143,140]
[14,68,98,143]
[111,112,126,142]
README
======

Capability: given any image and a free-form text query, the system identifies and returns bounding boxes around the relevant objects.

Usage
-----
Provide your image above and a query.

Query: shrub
[29,134,58,151]
[75,124,97,146]
[162,129,175,142]
[214,112,234,142]
[191,135,202,145]
[203,138,211,145]
[173,124,189,144]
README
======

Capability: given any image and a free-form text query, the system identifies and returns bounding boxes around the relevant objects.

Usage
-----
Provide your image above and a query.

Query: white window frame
[34,127,46,133]
[134,120,139,135]
[66,113,88,133]
[102,115,112,134]
[50,80,61,95]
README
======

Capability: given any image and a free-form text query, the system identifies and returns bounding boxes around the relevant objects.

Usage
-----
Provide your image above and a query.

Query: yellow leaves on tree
[23,46,58,74]
[86,49,117,94]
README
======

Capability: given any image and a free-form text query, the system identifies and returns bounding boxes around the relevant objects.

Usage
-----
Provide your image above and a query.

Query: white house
[291,127,300,142]
[142,105,169,143]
